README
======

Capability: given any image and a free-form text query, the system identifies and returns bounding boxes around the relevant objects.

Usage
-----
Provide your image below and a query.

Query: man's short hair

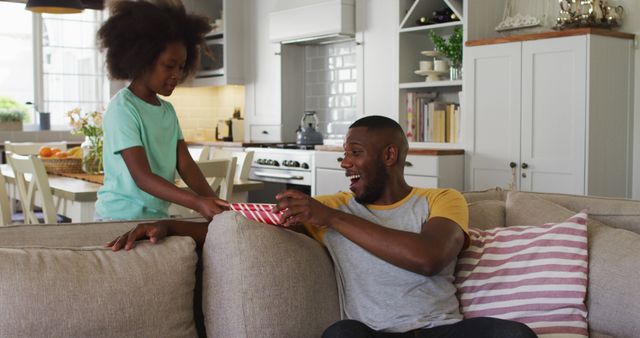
[349,115,404,133]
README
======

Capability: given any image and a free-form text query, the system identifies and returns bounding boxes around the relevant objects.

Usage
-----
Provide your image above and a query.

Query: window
[0,3,109,128]
[40,10,109,127]
[0,2,34,120]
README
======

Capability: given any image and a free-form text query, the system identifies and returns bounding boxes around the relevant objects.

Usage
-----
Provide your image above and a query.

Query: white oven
[246,147,315,203]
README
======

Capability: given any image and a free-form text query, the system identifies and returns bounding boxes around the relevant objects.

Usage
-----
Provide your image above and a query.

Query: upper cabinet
[182,0,246,87]
[397,0,465,149]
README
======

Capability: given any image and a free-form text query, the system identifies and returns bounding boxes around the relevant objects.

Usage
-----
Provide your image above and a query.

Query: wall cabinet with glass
[182,0,245,87]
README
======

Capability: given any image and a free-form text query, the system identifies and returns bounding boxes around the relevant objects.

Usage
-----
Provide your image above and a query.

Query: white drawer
[315,151,344,169]
[404,154,439,176]
[250,125,281,142]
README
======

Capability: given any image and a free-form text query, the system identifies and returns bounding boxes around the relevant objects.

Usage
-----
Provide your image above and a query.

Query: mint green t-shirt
[96,88,183,220]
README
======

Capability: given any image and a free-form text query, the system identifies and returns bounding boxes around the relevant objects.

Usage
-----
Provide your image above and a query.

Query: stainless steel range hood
[269,0,355,45]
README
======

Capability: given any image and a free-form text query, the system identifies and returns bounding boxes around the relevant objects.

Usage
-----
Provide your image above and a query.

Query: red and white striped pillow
[455,211,589,338]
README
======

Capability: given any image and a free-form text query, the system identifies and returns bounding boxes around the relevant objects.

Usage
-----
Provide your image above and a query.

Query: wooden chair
[4,141,68,156]
[170,157,237,218]
[0,173,11,226]
[5,152,60,224]
[209,148,255,181]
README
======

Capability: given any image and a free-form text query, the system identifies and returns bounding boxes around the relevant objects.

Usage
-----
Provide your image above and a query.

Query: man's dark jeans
[322,317,538,338]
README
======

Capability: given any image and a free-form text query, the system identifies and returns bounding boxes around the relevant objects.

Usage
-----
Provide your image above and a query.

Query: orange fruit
[39,146,53,158]
[50,148,62,156]
[54,152,68,159]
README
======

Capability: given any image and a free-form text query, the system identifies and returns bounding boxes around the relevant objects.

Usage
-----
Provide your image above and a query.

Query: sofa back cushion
[202,211,340,338]
[0,236,198,337]
[468,199,506,230]
[506,191,640,338]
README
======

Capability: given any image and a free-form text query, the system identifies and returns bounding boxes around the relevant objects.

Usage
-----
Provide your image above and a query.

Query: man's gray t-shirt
[309,188,469,332]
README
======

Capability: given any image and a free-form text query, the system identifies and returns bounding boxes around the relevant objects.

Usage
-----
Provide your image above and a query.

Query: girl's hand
[196,196,230,221]
[106,221,169,251]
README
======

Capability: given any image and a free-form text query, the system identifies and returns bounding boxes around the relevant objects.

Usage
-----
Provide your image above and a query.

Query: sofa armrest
[202,211,340,338]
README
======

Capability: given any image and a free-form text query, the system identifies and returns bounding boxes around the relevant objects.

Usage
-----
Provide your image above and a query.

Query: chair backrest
[210,149,254,181]
[4,141,68,156]
[197,145,211,162]
[197,157,237,200]
[5,152,58,224]
[0,173,11,226]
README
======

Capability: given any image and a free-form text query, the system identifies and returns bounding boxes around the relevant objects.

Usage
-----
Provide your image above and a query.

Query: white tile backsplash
[305,41,357,139]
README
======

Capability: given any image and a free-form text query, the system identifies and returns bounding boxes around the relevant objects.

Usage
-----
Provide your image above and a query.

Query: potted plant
[429,27,463,80]
[0,96,29,131]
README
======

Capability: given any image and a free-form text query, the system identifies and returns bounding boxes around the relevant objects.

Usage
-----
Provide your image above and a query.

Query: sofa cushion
[456,211,589,337]
[202,211,340,338]
[468,200,505,230]
[506,191,640,338]
[0,221,139,247]
[462,187,507,203]
[0,236,198,337]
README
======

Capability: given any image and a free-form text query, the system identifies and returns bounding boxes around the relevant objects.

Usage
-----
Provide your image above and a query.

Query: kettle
[296,111,324,146]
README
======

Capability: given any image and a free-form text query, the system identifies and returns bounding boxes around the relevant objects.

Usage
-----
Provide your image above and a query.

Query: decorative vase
[450,64,462,80]
[81,136,103,174]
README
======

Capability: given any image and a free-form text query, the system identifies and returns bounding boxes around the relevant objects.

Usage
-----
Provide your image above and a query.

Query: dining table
[1,164,264,223]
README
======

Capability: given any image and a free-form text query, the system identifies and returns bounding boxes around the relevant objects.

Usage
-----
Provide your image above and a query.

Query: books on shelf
[404,91,461,143]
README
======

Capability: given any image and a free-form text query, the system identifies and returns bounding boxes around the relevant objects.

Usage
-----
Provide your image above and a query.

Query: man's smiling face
[341,127,389,204]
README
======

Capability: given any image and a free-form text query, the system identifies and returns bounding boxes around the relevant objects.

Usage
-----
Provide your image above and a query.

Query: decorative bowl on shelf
[421,50,444,57]
[414,69,448,82]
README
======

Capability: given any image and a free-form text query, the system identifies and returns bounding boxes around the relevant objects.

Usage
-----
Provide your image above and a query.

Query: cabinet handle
[405,161,413,167]
[262,130,269,134]
[337,157,343,162]
[274,52,281,56]
[509,162,517,168]
[521,162,529,169]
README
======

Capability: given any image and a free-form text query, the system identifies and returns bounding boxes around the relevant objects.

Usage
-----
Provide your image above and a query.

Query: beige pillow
[506,191,640,338]
[202,211,340,338]
[467,199,505,229]
[0,237,198,338]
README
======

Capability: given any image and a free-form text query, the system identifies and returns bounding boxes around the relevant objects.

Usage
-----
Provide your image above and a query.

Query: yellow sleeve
[422,188,469,235]
[304,192,353,245]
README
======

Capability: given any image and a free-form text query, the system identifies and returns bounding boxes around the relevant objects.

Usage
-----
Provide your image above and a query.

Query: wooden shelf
[400,80,462,89]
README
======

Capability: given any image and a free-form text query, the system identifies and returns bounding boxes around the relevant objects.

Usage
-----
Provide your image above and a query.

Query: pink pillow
[455,212,589,337]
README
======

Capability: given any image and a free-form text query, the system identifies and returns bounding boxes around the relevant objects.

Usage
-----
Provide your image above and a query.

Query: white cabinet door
[520,36,586,195]
[466,42,521,191]
[251,0,281,125]
[315,168,351,196]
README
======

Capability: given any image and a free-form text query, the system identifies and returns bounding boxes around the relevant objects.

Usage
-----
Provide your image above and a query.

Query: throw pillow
[455,212,589,338]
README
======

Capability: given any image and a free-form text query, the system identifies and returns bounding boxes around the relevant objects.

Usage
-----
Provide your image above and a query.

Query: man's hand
[195,196,230,221]
[106,221,169,251]
[273,190,336,228]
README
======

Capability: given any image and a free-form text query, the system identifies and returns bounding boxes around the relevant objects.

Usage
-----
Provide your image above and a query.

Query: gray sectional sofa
[0,189,638,338]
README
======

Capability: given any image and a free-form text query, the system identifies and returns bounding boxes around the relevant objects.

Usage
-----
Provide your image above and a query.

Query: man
[108,115,536,338]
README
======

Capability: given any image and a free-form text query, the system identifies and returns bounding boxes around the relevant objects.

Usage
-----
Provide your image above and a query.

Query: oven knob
[257,159,264,165]
[301,162,309,169]
[273,160,280,167]
[293,161,300,167]
[267,160,274,165]
[283,160,290,166]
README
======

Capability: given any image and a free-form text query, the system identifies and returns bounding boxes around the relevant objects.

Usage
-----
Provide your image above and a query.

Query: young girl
[95,1,227,221]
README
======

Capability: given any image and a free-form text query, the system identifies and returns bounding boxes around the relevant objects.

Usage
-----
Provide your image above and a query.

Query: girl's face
[144,41,187,97]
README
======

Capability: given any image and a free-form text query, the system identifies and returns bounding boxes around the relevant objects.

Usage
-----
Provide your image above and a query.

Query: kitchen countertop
[315,145,464,155]
[186,141,289,148]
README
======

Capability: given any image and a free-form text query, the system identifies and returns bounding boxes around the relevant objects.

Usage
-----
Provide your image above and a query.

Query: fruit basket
[40,157,83,175]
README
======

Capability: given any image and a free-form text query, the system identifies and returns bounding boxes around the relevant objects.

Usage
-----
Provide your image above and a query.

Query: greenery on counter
[429,26,463,67]
[0,96,28,122]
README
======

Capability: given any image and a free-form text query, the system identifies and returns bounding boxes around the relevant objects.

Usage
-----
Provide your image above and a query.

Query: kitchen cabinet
[244,0,305,143]
[182,0,246,87]
[464,31,635,198]
[314,150,463,196]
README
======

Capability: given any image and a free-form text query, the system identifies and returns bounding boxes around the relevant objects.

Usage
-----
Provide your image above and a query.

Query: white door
[520,36,586,194]
[466,42,522,191]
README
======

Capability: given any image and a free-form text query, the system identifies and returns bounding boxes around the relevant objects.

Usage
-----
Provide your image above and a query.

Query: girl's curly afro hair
[97,1,211,82]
